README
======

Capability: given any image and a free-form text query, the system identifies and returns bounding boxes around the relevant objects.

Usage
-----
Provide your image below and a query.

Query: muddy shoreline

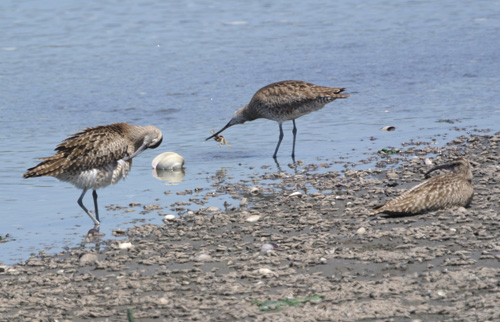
[1,132,500,321]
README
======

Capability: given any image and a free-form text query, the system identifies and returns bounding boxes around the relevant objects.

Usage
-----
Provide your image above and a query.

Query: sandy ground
[1,132,500,321]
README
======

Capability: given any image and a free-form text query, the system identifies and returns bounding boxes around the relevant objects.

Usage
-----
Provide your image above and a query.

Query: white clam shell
[152,152,185,170]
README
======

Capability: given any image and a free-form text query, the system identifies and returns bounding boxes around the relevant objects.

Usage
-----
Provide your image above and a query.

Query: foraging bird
[23,123,163,228]
[372,158,473,216]
[206,80,349,158]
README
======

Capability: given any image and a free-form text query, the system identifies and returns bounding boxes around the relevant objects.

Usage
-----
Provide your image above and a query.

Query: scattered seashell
[357,227,367,235]
[163,214,176,221]
[246,215,261,222]
[194,253,212,262]
[381,125,396,131]
[258,268,274,276]
[249,187,260,195]
[436,290,446,298]
[158,297,169,305]
[112,229,127,237]
[425,158,433,166]
[319,257,328,264]
[260,243,278,252]
[119,242,133,250]
[288,191,303,197]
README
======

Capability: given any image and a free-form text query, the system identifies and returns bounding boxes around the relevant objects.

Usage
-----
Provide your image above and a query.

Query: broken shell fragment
[381,126,396,131]
[260,243,279,252]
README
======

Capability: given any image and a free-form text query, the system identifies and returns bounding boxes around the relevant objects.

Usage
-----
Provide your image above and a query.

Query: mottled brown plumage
[206,80,349,158]
[24,123,163,228]
[372,158,473,216]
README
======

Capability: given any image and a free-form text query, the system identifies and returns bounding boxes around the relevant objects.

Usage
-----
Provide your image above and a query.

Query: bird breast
[55,159,131,190]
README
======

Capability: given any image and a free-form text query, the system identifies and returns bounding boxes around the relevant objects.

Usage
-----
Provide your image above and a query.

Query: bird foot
[87,224,101,237]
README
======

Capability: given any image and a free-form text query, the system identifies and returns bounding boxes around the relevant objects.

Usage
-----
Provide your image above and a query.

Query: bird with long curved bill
[206,80,349,159]
[23,123,163,231]
[372,158,473,216]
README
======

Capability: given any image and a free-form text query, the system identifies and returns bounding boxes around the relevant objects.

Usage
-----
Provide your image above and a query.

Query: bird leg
[77,188,100,226]
[273,157,283,172]
[291,120,297,159]
[273,123,284,159]
[92,189,100,222]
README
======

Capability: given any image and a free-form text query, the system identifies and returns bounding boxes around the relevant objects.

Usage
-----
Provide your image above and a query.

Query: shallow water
[1,0,499,264]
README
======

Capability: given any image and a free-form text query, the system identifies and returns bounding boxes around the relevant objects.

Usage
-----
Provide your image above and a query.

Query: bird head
[424,158,472,180]
[143,126,163,149]
[205,105,248,141]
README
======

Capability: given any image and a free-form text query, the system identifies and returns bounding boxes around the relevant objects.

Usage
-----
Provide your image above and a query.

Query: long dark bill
[424,163,454,179]
[205,121,232,141]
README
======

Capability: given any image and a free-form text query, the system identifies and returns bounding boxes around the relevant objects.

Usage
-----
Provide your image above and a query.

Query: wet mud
[1,132,500,321]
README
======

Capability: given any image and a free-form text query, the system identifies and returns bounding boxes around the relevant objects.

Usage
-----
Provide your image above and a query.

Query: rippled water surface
[1,0,499,264]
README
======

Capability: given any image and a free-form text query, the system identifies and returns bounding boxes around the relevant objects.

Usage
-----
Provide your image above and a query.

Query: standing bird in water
[206,80,349,159]
[23,123,163,229]
[372,158,473,216]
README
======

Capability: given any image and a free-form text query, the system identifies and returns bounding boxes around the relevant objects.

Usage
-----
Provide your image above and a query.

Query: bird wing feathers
[24,125,131,178]
[373,175,472,215]
[250,80,348,116]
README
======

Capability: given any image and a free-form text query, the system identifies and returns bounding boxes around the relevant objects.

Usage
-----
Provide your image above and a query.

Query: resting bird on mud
[23,123,163,230]
[206,80,349,159]
[372,158,473,216]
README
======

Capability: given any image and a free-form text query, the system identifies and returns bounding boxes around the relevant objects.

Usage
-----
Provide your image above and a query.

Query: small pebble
[205,206,220,214]
[79,253,99,266]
